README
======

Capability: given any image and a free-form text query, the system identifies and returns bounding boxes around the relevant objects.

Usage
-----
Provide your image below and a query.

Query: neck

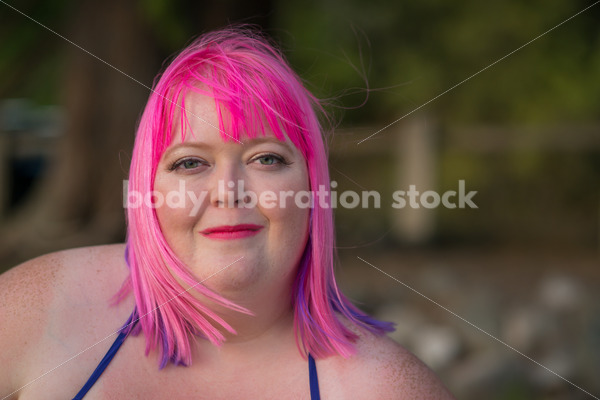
[194,282,297,360]
[221,297,293,343]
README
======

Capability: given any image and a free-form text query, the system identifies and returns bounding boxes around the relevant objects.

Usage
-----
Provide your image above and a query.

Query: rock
[538,274,584,313]
[448,348,516,397]
[411,324,462,370]
[417,264,460,297]
[528,347,577,391]
[455,286,501,349]
[502,305,551,353]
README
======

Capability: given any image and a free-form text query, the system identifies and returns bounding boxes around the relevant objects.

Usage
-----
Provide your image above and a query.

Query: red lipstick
[200,224,263,240]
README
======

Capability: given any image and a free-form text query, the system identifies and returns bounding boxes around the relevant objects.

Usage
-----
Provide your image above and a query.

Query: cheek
[258,172,311,257]
[153,178,208,250]
[262,201,310,279]
[155,202,196,231]
[255,168,309,216]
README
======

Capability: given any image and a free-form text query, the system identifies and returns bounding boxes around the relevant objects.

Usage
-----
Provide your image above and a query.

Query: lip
[200,224,264,240]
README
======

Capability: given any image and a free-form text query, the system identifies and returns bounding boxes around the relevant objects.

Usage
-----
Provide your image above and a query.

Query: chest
[79,336,314,400]
[18,327,354,400]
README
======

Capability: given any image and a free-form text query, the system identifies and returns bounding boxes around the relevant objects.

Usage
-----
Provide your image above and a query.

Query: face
[154,92,310,298]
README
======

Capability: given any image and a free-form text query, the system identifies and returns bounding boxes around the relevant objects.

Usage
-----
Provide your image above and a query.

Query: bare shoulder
[0,243,128,328]
[321,331,455,400]
[0,243,128,339]
[0,244,129,397]
[358,333,455,399]
[0,243,127,306]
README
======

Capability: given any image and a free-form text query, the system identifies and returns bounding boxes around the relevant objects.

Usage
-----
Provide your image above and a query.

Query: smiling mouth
[200,224,264,240]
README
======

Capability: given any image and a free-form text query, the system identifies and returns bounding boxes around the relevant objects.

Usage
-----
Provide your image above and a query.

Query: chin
[191,256,264,294]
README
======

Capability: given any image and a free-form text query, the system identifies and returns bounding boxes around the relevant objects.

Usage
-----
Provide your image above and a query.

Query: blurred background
[0,0,599,398]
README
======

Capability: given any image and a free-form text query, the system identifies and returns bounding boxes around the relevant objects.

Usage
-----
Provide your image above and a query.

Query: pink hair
[116,27,393,368]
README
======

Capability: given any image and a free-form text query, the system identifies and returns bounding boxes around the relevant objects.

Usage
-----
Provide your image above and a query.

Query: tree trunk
[0,0,158,263]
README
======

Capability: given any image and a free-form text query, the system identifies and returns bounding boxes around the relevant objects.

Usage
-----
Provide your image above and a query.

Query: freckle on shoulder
[0,244,127,307]
[346,330,456,399]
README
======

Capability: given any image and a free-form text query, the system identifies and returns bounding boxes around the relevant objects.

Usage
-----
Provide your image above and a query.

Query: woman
[0,28,455,399]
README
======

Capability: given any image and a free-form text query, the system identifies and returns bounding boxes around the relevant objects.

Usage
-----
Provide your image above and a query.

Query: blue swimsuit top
[72,314,321,399]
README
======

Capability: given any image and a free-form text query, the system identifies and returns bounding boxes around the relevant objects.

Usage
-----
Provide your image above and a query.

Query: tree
[0,0,158,264]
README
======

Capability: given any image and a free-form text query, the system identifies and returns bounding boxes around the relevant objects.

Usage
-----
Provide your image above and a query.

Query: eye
[169,157,207,172]
[251,153,288,167]
[182,159,201,169]
[258,155,278,165]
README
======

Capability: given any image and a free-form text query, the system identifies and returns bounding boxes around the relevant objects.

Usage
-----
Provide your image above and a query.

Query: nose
[209,164,252,208]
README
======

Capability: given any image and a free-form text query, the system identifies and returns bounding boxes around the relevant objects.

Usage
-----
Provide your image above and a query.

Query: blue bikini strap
[71,315,137,400]
[308,353,321,400]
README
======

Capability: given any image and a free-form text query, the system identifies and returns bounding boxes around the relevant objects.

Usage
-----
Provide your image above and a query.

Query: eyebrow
[162,142,212,159]
[243,137,294,152]
[162,137,294,158]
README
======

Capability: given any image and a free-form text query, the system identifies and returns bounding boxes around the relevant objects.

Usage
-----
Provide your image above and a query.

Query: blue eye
[259,155,277,165]
[170,157,206,172]
[253,153,287,166]
[182,159,200,169]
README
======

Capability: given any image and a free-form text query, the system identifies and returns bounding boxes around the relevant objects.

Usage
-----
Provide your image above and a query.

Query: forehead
[167,91,300,153]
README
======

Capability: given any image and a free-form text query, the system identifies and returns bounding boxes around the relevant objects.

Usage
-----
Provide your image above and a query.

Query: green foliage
[138,0,189,50]
[3,0,599,122]
[277,0,600,125]
[0,0,69,103]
